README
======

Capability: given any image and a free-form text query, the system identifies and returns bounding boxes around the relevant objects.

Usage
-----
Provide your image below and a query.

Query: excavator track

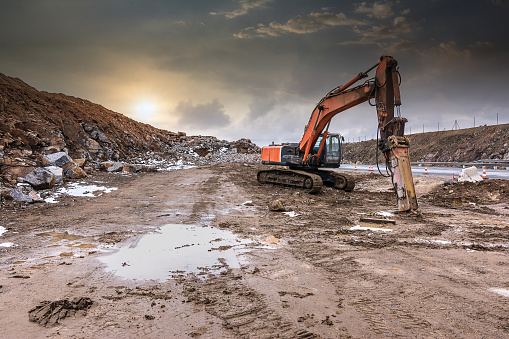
[257,169,323,194]
[318,170,355,192]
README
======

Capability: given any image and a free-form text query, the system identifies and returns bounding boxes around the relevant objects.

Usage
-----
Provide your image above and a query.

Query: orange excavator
[258,56,418,211]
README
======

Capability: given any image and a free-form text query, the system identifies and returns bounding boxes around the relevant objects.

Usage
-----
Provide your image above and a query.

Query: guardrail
[411,161,509,168]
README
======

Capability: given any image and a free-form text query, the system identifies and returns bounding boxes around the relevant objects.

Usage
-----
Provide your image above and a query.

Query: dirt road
[1,164,508,338]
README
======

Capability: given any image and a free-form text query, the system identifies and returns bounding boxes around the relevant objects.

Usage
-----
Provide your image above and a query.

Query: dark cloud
[354,1,394,19]
[210,0,272,19]
[341,16,417,46]
[234,12,366,38]
[175,99,231,129]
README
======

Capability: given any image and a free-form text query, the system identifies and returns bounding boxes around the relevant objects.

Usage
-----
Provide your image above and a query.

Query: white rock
[458,166,483,182]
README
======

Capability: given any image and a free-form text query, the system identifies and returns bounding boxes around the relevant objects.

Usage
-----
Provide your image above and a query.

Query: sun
[135,100,156,119]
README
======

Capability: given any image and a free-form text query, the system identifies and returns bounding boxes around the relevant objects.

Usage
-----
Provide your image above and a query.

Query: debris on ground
[28,297,93,327]
[268,199,285,211]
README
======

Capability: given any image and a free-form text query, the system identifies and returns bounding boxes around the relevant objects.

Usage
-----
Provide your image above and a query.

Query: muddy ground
[1,163,508,338]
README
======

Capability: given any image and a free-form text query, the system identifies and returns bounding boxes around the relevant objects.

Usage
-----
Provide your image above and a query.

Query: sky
[1,0,509,146]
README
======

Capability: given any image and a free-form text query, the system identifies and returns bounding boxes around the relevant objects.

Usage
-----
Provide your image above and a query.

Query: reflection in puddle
[99,224,252,281]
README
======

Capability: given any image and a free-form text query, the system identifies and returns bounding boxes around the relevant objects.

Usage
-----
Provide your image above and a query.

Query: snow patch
[161,160,196,171]
[42,182,118,203]
[0,242,16,247]
[490,288,509,298]
[350,225,393,232]
[283,211,301,217]
[376,211,395,217]
[0,226,7,237]
[56,182,118,198]
[44,197,59,204]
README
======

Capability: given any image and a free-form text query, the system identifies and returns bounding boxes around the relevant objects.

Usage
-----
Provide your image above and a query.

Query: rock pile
[1,150,90,203]
[0,73,260,203]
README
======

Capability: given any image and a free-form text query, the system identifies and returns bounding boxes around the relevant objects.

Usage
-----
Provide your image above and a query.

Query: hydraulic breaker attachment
[382,136,418,211]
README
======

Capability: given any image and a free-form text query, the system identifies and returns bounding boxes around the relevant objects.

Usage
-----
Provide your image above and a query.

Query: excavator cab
[314,133,343,168]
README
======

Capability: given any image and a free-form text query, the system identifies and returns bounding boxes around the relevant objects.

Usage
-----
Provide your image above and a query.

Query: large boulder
[41,152,72,167]
[63,162,87,179]
[74,158,86,167]
[84,137,102,154]
[28,190,44,203]
[268,199,285,212]
[99,161,115,171]
[44,166,63,185]
[458,166,483,183]
[2,188,33,202]
[106,162,124,172]
[20,168,56,190]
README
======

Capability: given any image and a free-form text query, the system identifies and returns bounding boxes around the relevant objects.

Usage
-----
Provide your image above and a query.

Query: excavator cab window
[323,134,341,167]
[313,136,322,153]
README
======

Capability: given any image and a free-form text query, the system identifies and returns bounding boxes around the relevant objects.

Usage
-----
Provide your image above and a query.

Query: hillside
[342,124,509,164]
[0,73,258,184]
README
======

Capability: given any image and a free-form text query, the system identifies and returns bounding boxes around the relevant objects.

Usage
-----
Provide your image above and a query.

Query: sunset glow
[135,100,156,119]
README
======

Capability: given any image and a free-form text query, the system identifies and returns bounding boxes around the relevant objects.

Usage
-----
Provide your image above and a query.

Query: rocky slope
[342,124,509,164]
[0,73,259,187]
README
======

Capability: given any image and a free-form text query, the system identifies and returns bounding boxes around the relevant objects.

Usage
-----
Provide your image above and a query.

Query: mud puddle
[99,223,252,281]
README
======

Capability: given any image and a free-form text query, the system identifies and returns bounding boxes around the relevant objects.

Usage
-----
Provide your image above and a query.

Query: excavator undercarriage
[257,168,354,194]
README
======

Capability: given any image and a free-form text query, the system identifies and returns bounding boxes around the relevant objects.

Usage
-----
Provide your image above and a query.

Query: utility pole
[422,124,424,133]
[497,112,499,125]
[474,116,476,127]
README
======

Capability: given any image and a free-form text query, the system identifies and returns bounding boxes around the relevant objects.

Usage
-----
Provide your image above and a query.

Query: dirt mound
[423,179,509,207]
[0,73,260,185]
[342,124,509,164]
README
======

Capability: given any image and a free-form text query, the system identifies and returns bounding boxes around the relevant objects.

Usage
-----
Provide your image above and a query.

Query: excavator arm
[298,55,418,211]
[299,82,374,163]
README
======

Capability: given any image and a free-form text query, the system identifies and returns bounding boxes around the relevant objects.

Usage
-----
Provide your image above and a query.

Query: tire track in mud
[291,237,509,337]
[172,168,324,338]
[180,271,318,338]
[288,241,439,337]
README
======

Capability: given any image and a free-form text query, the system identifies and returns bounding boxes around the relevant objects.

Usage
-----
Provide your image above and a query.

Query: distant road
[339,164,509,180]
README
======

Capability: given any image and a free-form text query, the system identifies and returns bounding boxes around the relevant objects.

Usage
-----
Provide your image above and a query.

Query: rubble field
[1,163,508,338]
